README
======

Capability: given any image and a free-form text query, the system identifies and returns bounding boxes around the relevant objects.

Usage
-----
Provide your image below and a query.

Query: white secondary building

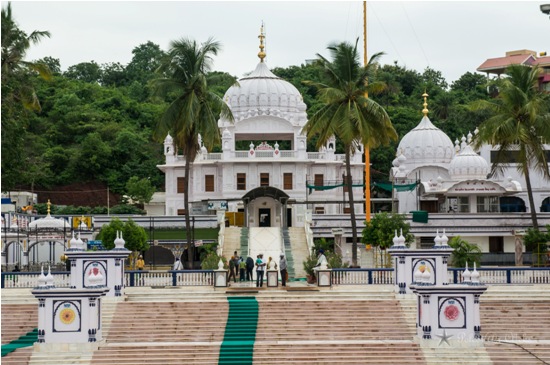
[390,93,550,261]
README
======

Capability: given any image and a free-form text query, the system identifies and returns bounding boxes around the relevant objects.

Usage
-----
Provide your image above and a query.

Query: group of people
[228,251,288,287]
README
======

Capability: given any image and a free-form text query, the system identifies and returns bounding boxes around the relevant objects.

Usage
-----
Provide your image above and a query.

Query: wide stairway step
[481,300,550,340]
[1,304,37,345]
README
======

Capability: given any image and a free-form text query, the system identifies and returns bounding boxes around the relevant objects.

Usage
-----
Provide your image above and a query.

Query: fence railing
[448,267,550,284]
[331,268,393,285]
[1,271,71,288]
[3,267,550,288]
[125,270,214,287]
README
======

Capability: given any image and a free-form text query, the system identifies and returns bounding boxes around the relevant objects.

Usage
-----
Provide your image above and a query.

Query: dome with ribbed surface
[222,62,307,126]
[28,213,68,229]
[397,116,455,167]
[449,144,489,180]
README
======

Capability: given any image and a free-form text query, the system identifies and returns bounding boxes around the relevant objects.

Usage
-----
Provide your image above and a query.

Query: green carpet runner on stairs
[218,297,258,365]
[1,328,38,357]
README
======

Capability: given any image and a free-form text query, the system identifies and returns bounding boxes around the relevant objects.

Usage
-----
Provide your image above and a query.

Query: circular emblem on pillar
[60,307,76,325]
[444,304,459,321]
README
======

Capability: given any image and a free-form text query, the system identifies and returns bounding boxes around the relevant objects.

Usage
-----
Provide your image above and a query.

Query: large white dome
[222,62,307,126]
[449,144,489,180]
[397,116,455,167]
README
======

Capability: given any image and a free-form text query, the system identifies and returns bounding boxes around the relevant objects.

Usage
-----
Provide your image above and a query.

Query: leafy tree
[151,37,233,268]
[362,212,414,250]
[201,252,227,270]
[524,226,550,266]
[472,65,550,229]
[303,39,397,267]
[1,2,51,95]
[126,41,165,84]
[97,218,149,268]
[64,61,102,83]
[101,62,128,87]
[126,176,156,205]
[448,236,482,268]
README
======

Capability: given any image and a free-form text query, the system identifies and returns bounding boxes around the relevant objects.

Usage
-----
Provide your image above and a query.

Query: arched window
[499,196,526,212]
[541,197,550,212]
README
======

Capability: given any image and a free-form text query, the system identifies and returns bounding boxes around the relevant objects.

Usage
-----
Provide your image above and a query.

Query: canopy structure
[242,186,289,203]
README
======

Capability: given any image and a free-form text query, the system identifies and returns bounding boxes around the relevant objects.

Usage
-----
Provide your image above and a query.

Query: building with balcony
[477,49,550,92]
[157,40,364,228]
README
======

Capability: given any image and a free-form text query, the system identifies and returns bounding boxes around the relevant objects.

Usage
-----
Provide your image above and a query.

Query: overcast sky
[5,1,550,83]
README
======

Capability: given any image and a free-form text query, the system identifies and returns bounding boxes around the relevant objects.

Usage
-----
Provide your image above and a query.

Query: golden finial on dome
[258,22,266,62]
[47,199,51,215]
[422,91,429,117]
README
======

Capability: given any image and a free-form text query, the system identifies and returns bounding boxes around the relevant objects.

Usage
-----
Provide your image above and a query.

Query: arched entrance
[242,187,290,228]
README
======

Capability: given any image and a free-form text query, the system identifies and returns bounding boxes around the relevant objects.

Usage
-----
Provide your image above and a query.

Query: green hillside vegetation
[2,4,492,199]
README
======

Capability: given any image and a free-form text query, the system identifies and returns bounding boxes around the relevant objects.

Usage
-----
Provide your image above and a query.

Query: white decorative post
[410,264,487,344]
[389,229,453,294]
[215,259,228,287]
[315,260,332,287]
[267,260,278,287]
[32,265,109,346]
[65,230,130,297]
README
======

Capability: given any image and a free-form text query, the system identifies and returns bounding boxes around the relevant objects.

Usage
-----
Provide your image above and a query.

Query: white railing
[235,151,249,158]
[280,151,295,158]
[331,269,393,285]
[204,153,222,160]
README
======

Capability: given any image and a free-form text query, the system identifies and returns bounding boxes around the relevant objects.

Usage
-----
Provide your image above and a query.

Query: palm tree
[302,39,397,267]
[151,37,233,268]
[472,65,550,229]
[1,2,51,112]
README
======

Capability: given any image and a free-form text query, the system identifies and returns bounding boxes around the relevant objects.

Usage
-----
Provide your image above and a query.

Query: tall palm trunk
[184,154,194,268]
[523,167,539,230]
[345,147,358,267]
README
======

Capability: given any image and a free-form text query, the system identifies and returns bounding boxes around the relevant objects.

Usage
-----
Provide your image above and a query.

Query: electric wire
[400,1,430,67]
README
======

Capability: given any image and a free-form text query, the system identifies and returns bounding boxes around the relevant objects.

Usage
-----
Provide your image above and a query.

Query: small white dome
[449,144,489,180]
[222,62,307,125]
[164,133,173,144]
[29,214,68,229]
[397,116,455,167]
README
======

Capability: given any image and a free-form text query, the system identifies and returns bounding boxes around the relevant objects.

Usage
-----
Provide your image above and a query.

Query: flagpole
[363,1,371,223]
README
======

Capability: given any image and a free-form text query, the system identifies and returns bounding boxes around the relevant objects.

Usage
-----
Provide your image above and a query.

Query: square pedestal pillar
[215,270,228,287]
[316,269,332,287]
[267,270,278,287]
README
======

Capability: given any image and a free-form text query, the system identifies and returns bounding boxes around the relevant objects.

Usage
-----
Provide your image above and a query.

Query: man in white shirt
[173,257,183,271]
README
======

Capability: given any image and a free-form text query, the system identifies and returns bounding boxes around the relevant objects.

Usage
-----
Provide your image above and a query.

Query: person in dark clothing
[246,256,254,281]
[228,256,237,283]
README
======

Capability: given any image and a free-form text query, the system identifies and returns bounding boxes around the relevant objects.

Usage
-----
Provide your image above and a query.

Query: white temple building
[390,93,550,261]
[158,29,364,229]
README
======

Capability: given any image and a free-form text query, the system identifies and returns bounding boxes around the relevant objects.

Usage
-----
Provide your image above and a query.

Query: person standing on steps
[228,256,237,283]
[279,253,288,287]
[256,253,266,287]
[239,257,246,281]
[246,256,254,281]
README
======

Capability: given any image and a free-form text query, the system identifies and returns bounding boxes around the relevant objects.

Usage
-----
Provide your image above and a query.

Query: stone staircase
[2,347,34,365]
[287,227,309,278]
[1,304,37,345]
[222,227,242,259]
[480,299,550,340]
[485,342,550,364]
[255,298,417,341]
